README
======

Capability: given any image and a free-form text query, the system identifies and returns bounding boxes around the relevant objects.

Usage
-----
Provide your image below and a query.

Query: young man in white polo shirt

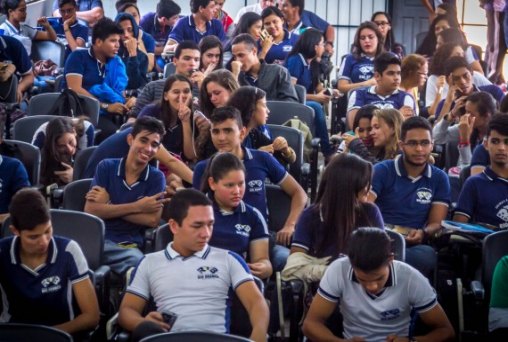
[118,189,269,342]
[303,228,455,342]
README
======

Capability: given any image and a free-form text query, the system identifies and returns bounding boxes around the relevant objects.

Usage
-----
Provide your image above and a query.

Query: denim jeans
[104,240,144,275]
[405,244,437,280]
[306,101,333,155]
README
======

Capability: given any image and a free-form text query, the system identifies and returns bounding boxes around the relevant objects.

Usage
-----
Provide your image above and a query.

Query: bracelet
[458,141,470,147]
[64,29,70,32]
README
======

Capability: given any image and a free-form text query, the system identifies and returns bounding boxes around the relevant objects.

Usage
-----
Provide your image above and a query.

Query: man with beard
[368,116,451,279]
[454,114,508,229]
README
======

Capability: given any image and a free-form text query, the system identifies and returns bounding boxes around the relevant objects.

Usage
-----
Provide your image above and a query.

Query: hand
[165,174,184,197]
[123,38,138,56]
[405,229,424,245]
[107,102,128,115]
[258,144,274,154]
[136,192,170,213]
[449,95,467,121]
[366,78,377,86]
[314,90,332,104]
[386,335,409,342]
[276,224,295,246]
[85,186,110,203]
[203,62,216,77]
[436,75,446,90]
[145,311,170,331]
[458,113,475,143]
[325,43,334,56]
[163,43,177,55]
[177,99,191,122]
[16,89,23,103]
[37,16,50,28]
[248,261,270,279]
[399,106,414,119]
[125,96,136,109]
[272,136,288,152]
[342,128,359,148]
[231,60,242,76]
[63,14,76,30]
[260,34,274,52]
[53,162,73,184]
[194,113,211,132]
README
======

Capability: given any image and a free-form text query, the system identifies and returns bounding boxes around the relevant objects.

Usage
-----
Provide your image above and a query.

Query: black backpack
[47,89,87,118]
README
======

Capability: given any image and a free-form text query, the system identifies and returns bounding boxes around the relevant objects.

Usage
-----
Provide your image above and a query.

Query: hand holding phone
[161,311,178,330]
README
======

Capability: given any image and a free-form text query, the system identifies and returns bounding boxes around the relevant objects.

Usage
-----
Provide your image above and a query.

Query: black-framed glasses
[403,140,432,148]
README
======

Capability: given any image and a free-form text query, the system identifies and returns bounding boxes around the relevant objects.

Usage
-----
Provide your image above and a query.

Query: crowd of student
[0,0,508,341]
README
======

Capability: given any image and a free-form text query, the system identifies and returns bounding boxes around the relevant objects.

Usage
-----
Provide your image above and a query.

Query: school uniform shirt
[455,167,508,229]
[126,243,253,333]
[167,15,225,45]
[0,155,30,213]
[286,53,314,93]
[91,158,166,246]
[0,236,90,326]
[210,200,269,258]
[193,147,288,220]
[0,20,37,56]
[338,54,375,84]
[49,18,88,59]
[52,0,103,13]
[435,84,505,117]
[140,12,173,48]
[284,10,330,36]
[0,35,32,76]
[371,155,451,229]
[471,144,490,169]
[348,86,416,113]
[63,48,106,91]
[318,258,437,342]
[264,30,298,65]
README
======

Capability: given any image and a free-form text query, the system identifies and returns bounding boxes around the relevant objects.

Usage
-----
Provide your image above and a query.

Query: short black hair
[58,0,77,7]
[444,56,471,76]
[487,113,508,137]
[175,40,200,59]
[466,91,497,118]
[167,188,212,225]
[210,106,243,129]
[348,228,392,272]
[231,33,258,51]
[287,0,304,16]
[157,0,181,19]
[353,105,377,130]
[374,52,401,74]
[131,116,166,138]
[9,188,50,231]
[400,116,432,141]
[190,0,212,14]
[92,17,123,44]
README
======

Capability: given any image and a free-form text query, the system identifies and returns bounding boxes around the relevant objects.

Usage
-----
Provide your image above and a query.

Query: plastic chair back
[0,323,72,342]
[3,139,41,186]
[266,101,316,137]
[31,41,66,67]
[62,178,92,211]
[265,184,292,233]
[73,146,98,181]
[12,115,59,143]
[266,124,304,183]
[482,230,508,296]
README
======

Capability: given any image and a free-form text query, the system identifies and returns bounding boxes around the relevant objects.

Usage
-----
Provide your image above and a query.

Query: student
[337,21,384,94]
[213,0,234,36]
[198,35,224,74]
[84,117,169,274]
[118,189,269,342]
[0,0,57,56]
[224,12,262,65]
[52,0,104,27]
[199,69,239,118]
[260,6,298,65]
[0,188,100,335]
[371,11,405,59]
[454,114,508,229]
[303,228,455,342]
[0,34,34,103]
[201,152,272,279]
[400,54,428,116]
[192,107,307,267]
[164,0,226,54]
[368,116,451,279]
[415,14,460,58]
[231,33,298,102]
[50,0,88,60]
[235,0,276,23]
[64,17,131,143]
[437,28,484,74]
[347,52,415,128]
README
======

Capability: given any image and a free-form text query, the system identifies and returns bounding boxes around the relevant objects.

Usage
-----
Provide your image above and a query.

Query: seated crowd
[1,0,508,341]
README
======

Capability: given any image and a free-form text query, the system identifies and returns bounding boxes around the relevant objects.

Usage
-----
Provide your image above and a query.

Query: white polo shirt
[127,242,253,333]
[318,259,437,341]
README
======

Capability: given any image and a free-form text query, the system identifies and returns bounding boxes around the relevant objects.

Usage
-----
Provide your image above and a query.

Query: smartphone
[161,311,178,330]
[260,29,269,40]
[323,88,333,96]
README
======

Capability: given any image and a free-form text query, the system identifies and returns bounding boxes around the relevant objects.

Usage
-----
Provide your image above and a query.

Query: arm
[235,281,269,342]
[248,239,272,279]
[35,18,57,41]
[53,278,100,334]
[66,74,95,98]
[337,78,376,94]
[18,72,34,97]
[119,292,169,332]
[470,60,484,75]
[76,7,104,27]
[412,304,455,342]
[277,175,307,246]
[155,145,193,184]
[425,203,449,235]
[302,294,345,342]
[63,22,85,52]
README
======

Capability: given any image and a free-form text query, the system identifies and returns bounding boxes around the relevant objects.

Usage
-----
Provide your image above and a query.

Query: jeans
[104,240,144,275]
[271,244,290,272]
[306,101,333,155]
[405,244,437,280]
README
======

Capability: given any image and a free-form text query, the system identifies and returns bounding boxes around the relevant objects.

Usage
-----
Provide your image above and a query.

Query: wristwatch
[100,102,109,110]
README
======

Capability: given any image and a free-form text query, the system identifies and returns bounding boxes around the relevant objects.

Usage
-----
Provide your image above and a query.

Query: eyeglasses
[374,21,390,27]
[403,140,432,148]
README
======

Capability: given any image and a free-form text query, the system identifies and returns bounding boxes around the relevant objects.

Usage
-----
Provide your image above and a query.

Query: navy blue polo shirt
[63,48,105,91]
[286,53,313,93]
[167,15,225,44]
[141,30,156,54]
[193,148,287,220]
[0,236,90,326]
[91,158,166,246]
[455,167,508,229]
[338,54,375,83]
[84,128,131,178]
[0,155,30,213]
[264,30,298,65]
[0,35,32,75]
[348,86,416,112]
[210,199,269,258]
[49,19,88,59]
[284,10,329,35]
[140,12,173,48]
[471,143,490,168]
[371,155,451,229]
[435,85,505,117]
[52,0,103,12]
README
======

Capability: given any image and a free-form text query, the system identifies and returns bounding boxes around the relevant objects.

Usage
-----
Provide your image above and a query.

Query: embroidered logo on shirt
[248,180,263,192]
[235,224,251,237]
[416,188,432,204]
[380,308,401,321]
[41,276,62,293]
[495,200,508,228]
[197,266,219,279]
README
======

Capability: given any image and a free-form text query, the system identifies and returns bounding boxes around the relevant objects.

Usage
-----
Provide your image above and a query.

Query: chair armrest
[470,280,485,300]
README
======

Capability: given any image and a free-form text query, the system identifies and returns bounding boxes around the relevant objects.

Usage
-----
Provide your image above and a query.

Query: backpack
[283,118,313,162]
[47,89,87,118]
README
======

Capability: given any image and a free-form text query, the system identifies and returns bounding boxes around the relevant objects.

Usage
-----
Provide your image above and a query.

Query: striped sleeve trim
[317,287,340,303]
[276,172,289,186]
[125,289,150,301]
[233,277,254,291]
[70,273,90,285]
[414,297,437,313]
[65,73,83,77]
[290,242,310,251]
[453,211,471,219]
[431,201,449,207]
